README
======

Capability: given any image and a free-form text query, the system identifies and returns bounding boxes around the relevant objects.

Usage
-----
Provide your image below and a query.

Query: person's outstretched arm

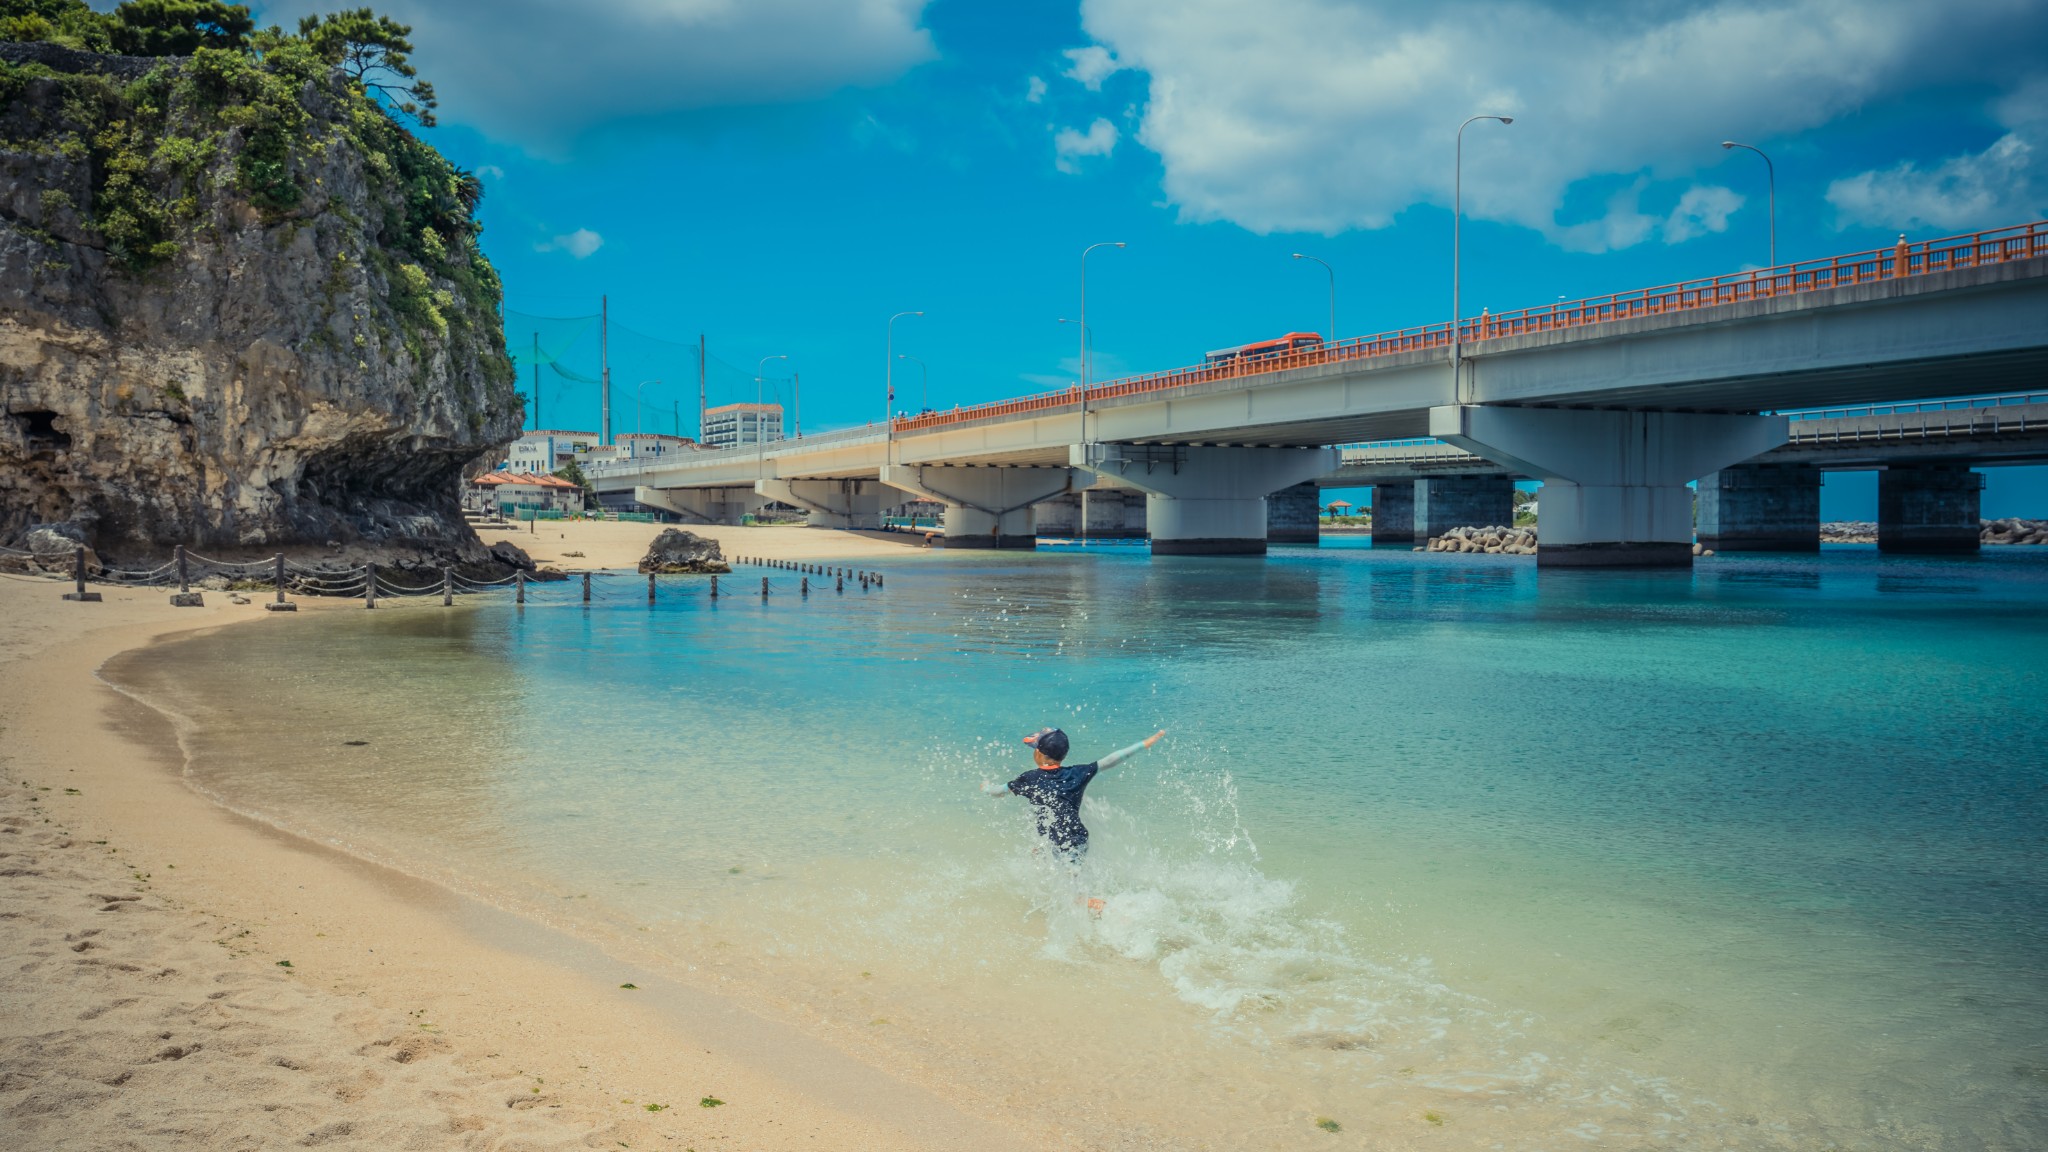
[981,780,1014,798]
[1097,730,1166,771]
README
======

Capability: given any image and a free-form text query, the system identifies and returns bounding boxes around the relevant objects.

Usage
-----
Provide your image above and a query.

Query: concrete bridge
[587,222,2048,566]
[1334,392,2048,553]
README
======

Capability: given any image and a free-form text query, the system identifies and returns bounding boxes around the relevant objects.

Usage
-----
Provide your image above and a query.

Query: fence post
[441,567,453,607]
[648,572,656,604]
[169,544,201,607]
[874,572,883,589]
[516,570,526,605]
[61,546,100,602]
[710,574,719,600]
[266,553,295,612]
[582,572,591,603]
[761,576,769,598]
[836,574,844,594]
[801,576,809,597]
[366,563,377,609]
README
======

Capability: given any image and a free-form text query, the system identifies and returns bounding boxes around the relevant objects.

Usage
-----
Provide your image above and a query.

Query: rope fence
[12,543,890,611]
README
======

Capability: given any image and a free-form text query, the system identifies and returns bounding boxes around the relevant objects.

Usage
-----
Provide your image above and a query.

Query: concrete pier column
[1370,481,1415,544]
[755,478,891,529]
[878,465,1078,548]
[1073,444,1339,556]
[1696,465,1820,552]
[1416,475,1516,540]
[1032,486,1149,540]
[1878,466,1983,554]
[1267,482,1322,545]
[1431,405,1785,568]
[634,485,766,526]
[1034,493,1080,535]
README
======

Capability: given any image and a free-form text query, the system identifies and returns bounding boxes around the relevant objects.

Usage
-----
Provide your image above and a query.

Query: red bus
[1204,331,1324,366]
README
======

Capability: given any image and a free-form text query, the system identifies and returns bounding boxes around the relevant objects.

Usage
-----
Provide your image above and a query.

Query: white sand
[477,519,929,572]
[0,576,1037,1151]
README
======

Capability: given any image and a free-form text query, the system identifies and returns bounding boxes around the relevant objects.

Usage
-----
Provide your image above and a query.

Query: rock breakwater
[1425,525,1537,555]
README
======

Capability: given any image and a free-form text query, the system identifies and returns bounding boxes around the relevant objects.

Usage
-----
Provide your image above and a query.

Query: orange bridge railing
[891,220,2048,436]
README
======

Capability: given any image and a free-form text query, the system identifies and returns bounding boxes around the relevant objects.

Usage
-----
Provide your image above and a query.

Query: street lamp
[634,378,661,436]
[1079,241,1126,442]
[1291,253,1335,342]
[756,354,787,476]
[1722,140,1775,269]
[897,353,929,412]
[886,312,923,421]
[1453,114,1513,404]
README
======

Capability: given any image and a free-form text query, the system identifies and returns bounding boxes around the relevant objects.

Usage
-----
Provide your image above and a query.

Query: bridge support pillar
[633,486,765,526]
[756,478,891,529]
[1417,476,1517,539]
[1073,444,1340,556]
[878,465,1078,548]
[1370,481,1414,544]
[1267,482,1322,545]
[1697,465,1820,552]
[1033,488,1148,540]
[1431,406,1785,568]
[1879,466,1982,553]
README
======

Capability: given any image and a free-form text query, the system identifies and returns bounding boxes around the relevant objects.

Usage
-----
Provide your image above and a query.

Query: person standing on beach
[982,727,1166,859]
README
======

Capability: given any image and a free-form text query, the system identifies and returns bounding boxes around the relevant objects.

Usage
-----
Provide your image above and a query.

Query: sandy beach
[0,529,1042,1152]
[476,519,929,571]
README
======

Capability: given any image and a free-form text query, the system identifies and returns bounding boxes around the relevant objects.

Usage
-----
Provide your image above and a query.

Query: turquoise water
[115,542,2048,1149]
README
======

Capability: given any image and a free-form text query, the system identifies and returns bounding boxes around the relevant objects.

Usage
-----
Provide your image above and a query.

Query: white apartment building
[702,403,785,449]
[508,429,599,475]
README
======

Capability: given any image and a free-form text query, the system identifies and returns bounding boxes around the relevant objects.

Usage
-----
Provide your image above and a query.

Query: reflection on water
[111,542,2048,1150]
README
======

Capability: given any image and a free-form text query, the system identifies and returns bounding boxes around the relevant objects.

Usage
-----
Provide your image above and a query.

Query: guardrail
[1775,390,2048,422]
[891,220,2048,436]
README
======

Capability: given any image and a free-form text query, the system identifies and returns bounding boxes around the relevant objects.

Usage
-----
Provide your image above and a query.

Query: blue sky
[255,0,2048,515]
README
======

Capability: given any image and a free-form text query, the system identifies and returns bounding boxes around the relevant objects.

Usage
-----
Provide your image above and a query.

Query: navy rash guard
[1007,761,1100,853]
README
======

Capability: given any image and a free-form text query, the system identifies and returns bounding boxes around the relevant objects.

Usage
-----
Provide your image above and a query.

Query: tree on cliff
[296,8,436,127]
[0,0,252,56]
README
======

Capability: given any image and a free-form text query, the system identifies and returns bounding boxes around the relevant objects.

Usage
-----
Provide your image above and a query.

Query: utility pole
[698,333,707,442]
[794,371,801,438]
[600,295,611,445]
[531,332,539,429]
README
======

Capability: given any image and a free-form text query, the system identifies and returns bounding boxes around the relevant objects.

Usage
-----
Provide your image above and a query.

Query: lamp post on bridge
[1453,114,1512,406]
[1079,241,1126,445]
[897,354,929,412]
[1291,253,1335,342]
[1721,140,1775,269]
[885,310,923,463]
[633,378,661,436]
[756,354,787,480]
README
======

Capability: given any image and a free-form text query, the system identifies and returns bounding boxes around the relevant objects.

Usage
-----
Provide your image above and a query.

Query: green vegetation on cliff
[1,3,500,379]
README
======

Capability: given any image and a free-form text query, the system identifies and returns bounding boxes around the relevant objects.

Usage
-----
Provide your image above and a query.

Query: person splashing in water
[983,727,1167,899]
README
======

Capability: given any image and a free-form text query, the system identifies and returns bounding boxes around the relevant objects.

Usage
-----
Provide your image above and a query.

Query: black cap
[1023,727,1070,762]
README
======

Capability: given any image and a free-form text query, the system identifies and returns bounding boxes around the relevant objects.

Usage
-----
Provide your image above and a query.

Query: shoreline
[0,563,1040,1149]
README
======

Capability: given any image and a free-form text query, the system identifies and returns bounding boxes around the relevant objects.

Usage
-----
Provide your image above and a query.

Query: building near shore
[509,430,600,475]
[615,433,698,460]
[703,403,784,449]
[466,470,586,517]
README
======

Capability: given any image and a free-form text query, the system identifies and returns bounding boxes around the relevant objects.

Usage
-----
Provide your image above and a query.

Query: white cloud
[538,229,604,259]
[1664,185,1746,244]
[1062,45,1123,91]
[1025,75,1048,104]
[1076,0,2046,249]
[475,164,506,180]
[1054,118,1121,174]
[1827,77,2048,231]
[257,0,936,143]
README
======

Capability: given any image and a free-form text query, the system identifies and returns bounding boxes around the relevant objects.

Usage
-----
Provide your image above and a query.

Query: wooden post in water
[801,576,809,597]
[441,567,453,607]
[760,576,768,598]
[648,572,656,603]
[365,563,377,609]
[516,570,526,605]
[710,574,719,599]
[874,572,883,589]
[582,572,592,603]
[836,574,844,593]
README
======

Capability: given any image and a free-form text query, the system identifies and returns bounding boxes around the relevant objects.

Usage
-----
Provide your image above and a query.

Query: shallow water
[112,541,2048,1149]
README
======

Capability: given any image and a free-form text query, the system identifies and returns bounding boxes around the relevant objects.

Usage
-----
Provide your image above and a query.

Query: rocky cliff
[0,39,521,563]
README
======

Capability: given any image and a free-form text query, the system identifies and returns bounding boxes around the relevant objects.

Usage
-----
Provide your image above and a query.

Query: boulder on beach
[638,529,731,574]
